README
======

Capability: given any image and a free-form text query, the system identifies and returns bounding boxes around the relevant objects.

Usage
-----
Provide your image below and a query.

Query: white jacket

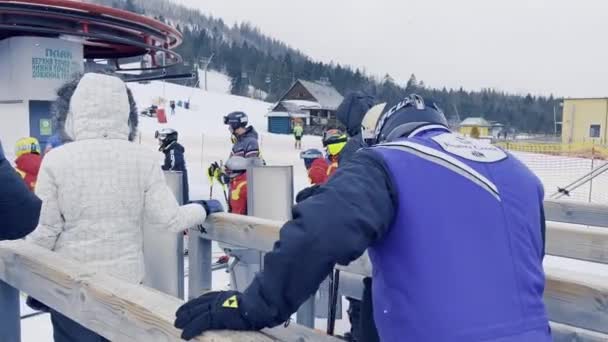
[27,74,206,284]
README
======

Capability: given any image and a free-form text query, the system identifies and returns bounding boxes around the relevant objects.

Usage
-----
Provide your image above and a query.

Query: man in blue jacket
[0,139,41,240]
[175,95,550,342]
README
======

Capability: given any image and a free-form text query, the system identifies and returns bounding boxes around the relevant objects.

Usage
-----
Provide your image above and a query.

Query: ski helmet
[155,128,178,150]
[374,94,447,144]
[322,129,348,156]
[224,111,249,131]
[361,103,387,144]
[15,137,41,158]
[300,148,324,169]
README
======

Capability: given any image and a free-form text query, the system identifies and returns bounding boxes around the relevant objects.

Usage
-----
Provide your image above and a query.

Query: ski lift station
[0,0,182,156]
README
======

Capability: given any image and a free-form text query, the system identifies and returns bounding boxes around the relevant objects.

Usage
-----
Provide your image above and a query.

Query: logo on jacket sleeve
[431,133,507,163]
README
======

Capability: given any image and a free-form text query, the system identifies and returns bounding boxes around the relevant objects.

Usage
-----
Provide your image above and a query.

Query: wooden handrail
[200,211,608,336]
[0,241,340,342]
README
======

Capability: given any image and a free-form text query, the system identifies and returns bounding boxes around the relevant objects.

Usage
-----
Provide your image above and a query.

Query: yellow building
[562,98,608,145]
[459,117,491,137]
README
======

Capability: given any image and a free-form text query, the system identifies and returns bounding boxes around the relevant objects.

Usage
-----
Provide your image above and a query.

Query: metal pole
[187,230,212,300]
[589,147,595,203]
[0,280,20,342]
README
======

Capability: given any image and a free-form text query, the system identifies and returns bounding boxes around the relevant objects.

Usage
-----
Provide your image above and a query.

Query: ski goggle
[326,141,347,156]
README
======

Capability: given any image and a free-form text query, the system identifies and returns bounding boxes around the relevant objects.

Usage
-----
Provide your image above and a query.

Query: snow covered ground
[19,79,608,340]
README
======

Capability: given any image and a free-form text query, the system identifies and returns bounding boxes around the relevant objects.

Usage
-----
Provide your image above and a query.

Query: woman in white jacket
[27,73,218,342]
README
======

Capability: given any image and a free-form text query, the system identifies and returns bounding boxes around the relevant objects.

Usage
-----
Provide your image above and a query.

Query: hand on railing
[174,291,257,340]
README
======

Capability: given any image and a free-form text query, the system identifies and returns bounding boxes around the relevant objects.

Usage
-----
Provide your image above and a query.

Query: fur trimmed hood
[53,73,138,142]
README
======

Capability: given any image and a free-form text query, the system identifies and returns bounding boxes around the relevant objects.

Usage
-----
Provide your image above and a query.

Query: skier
[293,122,304,150]
[299,149,327,186]
[223,156,253,215]
[26,73,223,342]
[208,111,261,191]
[218,156,264,291]
[175,94,550,342]
[170,100,176,115]
[156,128,189,203]
[14,137,43,192]
[224,111,260,158]
[322,128,348,177]
[0,138,41,241]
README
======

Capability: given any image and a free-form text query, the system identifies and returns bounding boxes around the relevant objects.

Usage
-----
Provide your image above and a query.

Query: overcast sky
[171,0,607,98]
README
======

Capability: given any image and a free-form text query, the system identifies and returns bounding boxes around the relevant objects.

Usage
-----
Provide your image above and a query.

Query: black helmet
[224,111,249,131]
[155,128,178,150]
[374,94,447,144]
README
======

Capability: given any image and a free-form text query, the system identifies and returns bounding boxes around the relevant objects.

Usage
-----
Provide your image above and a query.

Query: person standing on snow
[14,137,43,192]
[293,122,304,150]
[156,128,189,204]
[208,111,261,191]
[226,111,260,158]
[322,128,348,178]
[170,100,176,116]
[174,94,550,342]
[0,138,41,241]
[26,73,223,342]
[299,149,328,186]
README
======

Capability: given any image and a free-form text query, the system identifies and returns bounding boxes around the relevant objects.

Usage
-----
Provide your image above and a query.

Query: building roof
[460,117,491,127]
[564,97,608,101]
[296,80,344,110]
[281,100,321,112]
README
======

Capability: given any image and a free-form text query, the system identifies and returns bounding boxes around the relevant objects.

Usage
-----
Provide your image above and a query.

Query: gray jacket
[231,126,260,158]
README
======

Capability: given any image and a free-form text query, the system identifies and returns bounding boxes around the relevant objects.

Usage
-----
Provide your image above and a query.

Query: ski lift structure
[0,0,191,153]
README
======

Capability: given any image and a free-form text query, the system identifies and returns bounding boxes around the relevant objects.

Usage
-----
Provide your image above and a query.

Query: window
[590,124,601,138]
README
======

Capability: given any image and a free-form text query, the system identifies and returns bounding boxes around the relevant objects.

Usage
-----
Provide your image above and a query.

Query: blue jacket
[240,126,549,340]
[370,127,549,341]
[0,140,41,240]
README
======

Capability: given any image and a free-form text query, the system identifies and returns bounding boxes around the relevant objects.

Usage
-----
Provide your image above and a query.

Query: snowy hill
[128,80,323,206]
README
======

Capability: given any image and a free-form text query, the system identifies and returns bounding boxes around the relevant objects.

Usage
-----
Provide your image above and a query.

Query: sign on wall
[32,48,81,81]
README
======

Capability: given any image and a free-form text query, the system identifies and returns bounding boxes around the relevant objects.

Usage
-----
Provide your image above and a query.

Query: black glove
[336,92,375,137]
[26,296,50,312]
[358,277,380,342]
[191,200,224,216]
[174,291,255,340]
[295,184,321,203]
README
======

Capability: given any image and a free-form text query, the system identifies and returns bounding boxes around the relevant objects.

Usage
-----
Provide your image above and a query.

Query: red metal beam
[1,0,182,47]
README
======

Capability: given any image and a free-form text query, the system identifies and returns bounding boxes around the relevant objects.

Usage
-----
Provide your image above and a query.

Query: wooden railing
[0,241,340,342]
[2,199,608,341]
[187,200,608,342]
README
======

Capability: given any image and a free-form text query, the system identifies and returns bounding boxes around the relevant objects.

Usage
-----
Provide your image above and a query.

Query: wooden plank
[545,200,608,228]
[0,241,341,342]
[546,223,608,264]
[550,322,608,342]
[544,257,608,334]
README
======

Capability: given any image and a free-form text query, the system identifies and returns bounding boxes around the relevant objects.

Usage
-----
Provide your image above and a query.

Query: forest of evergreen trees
[100,0,561,134]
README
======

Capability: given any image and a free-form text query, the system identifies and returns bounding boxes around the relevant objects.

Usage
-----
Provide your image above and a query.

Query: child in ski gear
[300,149,328,186]
[176,94,550,342]
[14,137,42,192]
[224,156,250,215]
[322,129,347,177]
[26,73,212,342]
[157,128,189,203]
[293,123,304,150]
[224,111,260,158]
[0,138,41,241]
